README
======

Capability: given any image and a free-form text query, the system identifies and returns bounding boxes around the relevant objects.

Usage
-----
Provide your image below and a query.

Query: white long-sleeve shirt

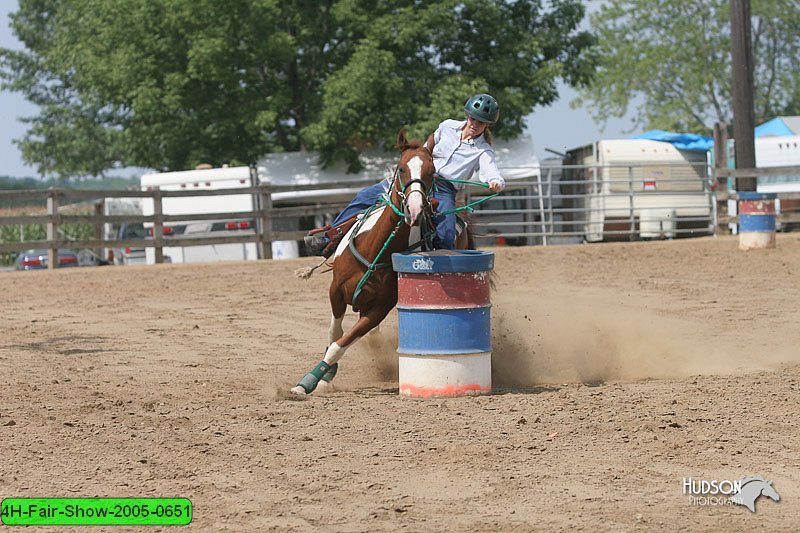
[431,119,505,190]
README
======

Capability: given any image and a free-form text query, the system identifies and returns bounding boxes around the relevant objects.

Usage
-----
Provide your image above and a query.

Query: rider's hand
[488,180,503,193]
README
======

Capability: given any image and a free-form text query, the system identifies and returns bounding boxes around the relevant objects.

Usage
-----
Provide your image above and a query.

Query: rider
[304,93,506,256]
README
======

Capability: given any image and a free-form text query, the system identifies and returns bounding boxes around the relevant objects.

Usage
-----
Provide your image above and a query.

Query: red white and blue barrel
[391,250,493,398]
[738,192,776,250]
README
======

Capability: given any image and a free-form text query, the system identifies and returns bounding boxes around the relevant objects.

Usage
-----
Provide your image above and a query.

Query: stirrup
[314,215,360,243]
[321,241,338,259]
[307,224,332,236]
[304,233,329,256]
[305,215,360,257]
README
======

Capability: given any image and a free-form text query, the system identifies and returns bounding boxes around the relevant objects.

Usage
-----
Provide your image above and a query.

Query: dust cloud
[351,326,399,382]
[492,295,799,387]
[303,290,798,392]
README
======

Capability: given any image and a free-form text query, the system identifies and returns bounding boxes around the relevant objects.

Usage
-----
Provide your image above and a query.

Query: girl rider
[304,93,505,256]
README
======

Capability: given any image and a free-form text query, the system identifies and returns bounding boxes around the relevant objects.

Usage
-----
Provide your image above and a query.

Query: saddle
[306,198,441,258]
[305,214,359,258]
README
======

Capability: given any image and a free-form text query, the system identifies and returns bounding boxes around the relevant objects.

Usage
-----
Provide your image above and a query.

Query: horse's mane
[740,476,768,487]
[404,139,423,149]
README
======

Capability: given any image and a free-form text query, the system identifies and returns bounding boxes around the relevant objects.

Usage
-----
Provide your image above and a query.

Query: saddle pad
[333,205,387,259]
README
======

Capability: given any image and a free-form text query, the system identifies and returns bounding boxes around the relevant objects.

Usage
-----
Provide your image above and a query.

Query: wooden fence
[2,165,799,269]
[712,166,800,231]
[0,179,375,269]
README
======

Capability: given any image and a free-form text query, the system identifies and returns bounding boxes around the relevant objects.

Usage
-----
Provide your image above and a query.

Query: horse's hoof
[289,386,308,400]
[316,380,334,393]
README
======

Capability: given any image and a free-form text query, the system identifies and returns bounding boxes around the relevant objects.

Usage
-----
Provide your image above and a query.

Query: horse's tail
[465,216,476,250]
[294,257,331,280]
[456,213,498,290]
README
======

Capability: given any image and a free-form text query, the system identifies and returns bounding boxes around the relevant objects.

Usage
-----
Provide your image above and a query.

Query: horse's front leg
[290,303,393,399]
[316,284,347,392]
[328,283,347,344]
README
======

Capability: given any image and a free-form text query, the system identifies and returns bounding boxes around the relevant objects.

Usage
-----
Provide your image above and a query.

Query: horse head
[731,476,781,512]
[760,480,780,502]
[394,129,435,227]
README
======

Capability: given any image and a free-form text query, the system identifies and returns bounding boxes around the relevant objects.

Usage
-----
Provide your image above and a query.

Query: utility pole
[729,0,756,192]
[731,0,776,249]
[713,121,730,235]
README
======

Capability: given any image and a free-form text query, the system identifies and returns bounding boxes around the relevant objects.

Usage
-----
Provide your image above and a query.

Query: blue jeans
[332,178,458,249]
[332,181,389,226]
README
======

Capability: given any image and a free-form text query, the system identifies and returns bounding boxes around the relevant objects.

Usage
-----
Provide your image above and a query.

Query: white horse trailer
[140,166,262,265]
[722,135,800,232]
[139,156,399,265]
[754,135,800,193]
[756,136,800,231]
[565,140,713,242]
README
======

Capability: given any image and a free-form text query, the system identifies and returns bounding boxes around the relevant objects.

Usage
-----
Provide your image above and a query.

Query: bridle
[348,145,436,311]
[389,145,435,221]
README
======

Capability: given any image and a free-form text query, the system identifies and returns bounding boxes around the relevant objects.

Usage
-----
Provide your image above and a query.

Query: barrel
[738,192,776,250]
[391,250,494,398]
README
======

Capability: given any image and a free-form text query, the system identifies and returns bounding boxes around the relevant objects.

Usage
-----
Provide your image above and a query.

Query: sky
[0,1,634,179]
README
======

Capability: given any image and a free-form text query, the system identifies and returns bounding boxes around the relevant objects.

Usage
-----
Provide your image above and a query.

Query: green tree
[575,0,800,134]
[1,0,596,177]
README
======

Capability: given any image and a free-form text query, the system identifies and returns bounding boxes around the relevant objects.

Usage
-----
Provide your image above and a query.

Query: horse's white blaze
[329,314,344,343]
[404,155,425,225]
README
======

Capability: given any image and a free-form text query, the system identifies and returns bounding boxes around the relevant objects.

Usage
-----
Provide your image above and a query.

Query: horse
[729,476,780,512]
[290,129,442,398]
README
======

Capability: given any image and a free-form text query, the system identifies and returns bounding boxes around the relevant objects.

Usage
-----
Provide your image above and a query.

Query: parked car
[14,249,82,270]
[113,222,147,265]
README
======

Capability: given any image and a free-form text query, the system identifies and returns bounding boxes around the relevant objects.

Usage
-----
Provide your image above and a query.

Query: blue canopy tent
[754,116,800,138]
[631,130,713,152]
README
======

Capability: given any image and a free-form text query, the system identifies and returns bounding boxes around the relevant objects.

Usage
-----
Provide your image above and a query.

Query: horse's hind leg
[288,282,348,399]
[318,284,347,389]
[324,303,392,365]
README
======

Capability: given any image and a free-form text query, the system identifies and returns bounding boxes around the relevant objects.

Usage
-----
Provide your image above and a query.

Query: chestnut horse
[290,129,444,398]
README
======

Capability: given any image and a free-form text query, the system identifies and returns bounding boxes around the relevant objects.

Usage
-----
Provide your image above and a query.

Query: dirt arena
[2,234,799,531]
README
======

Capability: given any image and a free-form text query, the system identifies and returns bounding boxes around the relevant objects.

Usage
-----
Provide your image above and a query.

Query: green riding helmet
[464,93,500,124]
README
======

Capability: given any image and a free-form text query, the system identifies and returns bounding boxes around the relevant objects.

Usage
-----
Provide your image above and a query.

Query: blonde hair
[483,127,493,145]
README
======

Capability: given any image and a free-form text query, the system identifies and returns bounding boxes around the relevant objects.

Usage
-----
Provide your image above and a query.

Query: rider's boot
[303,232,331,257]
[303,215,360,258]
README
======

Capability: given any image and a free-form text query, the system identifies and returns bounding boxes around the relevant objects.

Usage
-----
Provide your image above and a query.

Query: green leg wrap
[321,362,338,383]
[296,360,332,394]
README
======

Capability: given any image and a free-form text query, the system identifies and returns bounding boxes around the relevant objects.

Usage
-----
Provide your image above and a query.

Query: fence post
[627,166,636,240]
[93,200,104,262]
[536,171,547,246]
[546,167,554,242]
[47,188,59,270]
[713,122,731,235]
[259,186,273,260]
[153,190,164,264]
